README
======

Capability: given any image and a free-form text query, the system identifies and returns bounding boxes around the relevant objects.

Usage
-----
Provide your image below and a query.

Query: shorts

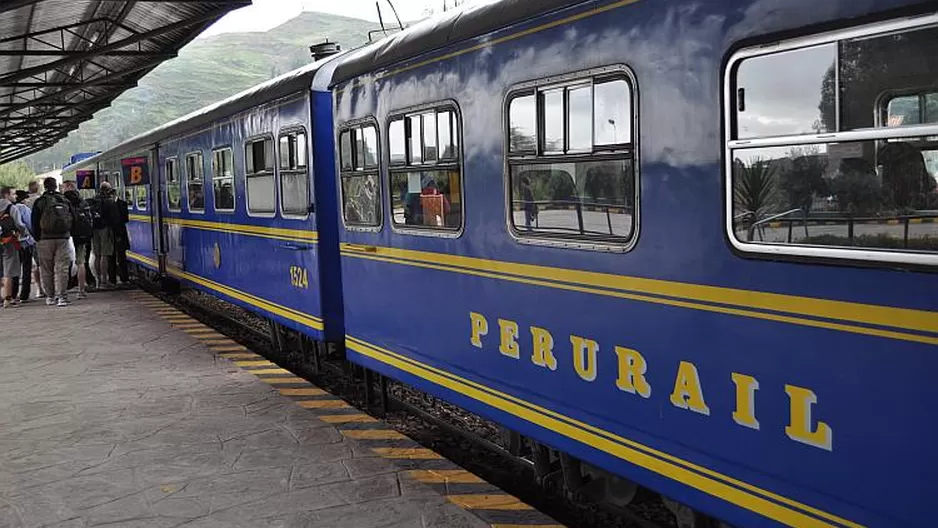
[2,243,20,279]
[74,240,88,264]
[92,228,115,257]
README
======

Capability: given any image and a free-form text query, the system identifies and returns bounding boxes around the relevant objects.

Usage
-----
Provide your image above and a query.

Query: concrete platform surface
[0,292,489,528]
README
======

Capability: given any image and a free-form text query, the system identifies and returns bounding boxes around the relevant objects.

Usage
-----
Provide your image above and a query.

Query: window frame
[165,157,181,213]
[724,13,938,268]
[244,134,277,218]
[277,126,311,220]
[184,150,205,215]
[211,146,236,214]
[337,117,383,232]
[386,100,465,238]
[503,65,640,252]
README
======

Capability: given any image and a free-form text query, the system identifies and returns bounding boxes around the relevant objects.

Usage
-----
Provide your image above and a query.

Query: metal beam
[0,11,222,85]
[0,50,173,58]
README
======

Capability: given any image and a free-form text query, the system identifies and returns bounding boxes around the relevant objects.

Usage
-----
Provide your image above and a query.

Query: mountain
[24,12,383,172]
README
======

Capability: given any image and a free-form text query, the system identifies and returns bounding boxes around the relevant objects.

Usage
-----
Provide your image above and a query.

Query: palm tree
[734,158,776,241]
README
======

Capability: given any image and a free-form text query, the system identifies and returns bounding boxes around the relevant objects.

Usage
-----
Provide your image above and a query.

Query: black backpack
[73,201,94,239]
[0,204,15,240]
[89,200,106,230]
[40,194,72,237]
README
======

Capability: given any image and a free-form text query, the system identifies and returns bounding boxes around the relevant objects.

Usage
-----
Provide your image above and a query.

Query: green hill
[25,12,382,171]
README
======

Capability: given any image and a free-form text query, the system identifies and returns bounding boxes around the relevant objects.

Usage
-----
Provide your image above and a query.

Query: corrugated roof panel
[0,0,251,164]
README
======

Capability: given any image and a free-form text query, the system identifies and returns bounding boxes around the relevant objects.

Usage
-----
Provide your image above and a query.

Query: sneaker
[35,290,44,299]
[11,298,21,306]
[57,298,70,307]
[45,297,56,306]
[2,299,10,309]
[77,291,87,300]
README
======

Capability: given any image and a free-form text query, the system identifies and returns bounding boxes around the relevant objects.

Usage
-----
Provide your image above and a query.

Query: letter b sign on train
[121,156,150,186]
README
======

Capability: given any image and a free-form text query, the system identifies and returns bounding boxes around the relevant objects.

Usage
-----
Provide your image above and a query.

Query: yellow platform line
[318,414,377,424]
[200,339,236,345]
[298,400,350,409]
[184,328,220,335]
[258,376,307,384]
[234,360,274,367]
[406,469,484,484]
[210,345,249,352]
[341,429,407,441]
[278,388,327,396]
[172,323,205,328]
[446,495,533,511]
[373,447,442,460]
[491,524,565,528]
[250,368,294,375]
[218,352,261,360]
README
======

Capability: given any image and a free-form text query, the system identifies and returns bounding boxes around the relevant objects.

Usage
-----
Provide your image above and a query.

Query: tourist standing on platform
[63,185,93,300]
[31,177,74,307]
[0,187,27,308]
[23,180,40,207]
[91,182,117,290]
[11,190,35,303]
[111,189,130,286]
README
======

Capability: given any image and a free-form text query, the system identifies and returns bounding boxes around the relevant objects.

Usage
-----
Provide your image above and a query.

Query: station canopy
[0,0,251,164]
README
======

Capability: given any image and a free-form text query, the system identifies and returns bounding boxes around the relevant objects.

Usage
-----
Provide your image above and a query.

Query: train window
[338,122,381,227]
[136,186,148,211]
[506,70,637,245]
[166,158,180,212]
[727,17,938,266]
[389,119,406,165]
[185,152,204,213]
[279,130,310,217]
[245,137,275,215]
[212,148,235,213]
[388,104,463,232]
[509,93,536,151]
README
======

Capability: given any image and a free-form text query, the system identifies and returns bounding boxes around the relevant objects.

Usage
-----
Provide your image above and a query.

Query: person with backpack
[91,182,117,290]
[63,186,93,299]
[11,190,35,303]
[31,177,74,307]
[0,186,27,309]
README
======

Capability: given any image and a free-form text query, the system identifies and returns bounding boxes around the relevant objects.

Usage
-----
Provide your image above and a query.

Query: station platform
[0,290,557,528]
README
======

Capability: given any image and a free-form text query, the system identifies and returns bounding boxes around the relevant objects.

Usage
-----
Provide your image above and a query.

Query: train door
[148,146,165,274]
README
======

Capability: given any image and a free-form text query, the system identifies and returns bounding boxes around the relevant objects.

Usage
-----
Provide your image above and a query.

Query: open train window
[505,66,638,249]
[387,103,463,233]
[278,129,310,218]
[166,158,181,212]
[211,147,235,213]
[338,121,381,228]
[185,152,204,213]
[727,15,938,267]
[245,137,275,216]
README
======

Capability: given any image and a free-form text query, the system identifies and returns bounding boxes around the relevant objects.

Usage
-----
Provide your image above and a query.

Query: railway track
[139,282,676,528]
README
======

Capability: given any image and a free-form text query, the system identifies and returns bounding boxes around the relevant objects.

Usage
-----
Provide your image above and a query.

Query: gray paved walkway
[0,292,488,528]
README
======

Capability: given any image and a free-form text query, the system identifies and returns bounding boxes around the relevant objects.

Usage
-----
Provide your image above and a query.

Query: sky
[200,0,471,38]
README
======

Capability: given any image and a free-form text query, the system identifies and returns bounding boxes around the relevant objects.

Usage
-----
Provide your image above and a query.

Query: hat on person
[14,190,28,202]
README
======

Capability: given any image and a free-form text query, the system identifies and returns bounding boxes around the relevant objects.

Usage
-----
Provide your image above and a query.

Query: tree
[830,159,881,215]
[779,146,827,213]
[0,161,37,189]
[734,157,776,220]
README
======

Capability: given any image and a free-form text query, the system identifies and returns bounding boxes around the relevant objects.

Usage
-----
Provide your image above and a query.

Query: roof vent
[310,41,341,61]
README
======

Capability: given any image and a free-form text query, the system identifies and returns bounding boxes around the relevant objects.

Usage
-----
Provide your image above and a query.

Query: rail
[512,199,632,236]
[740,211,938,249]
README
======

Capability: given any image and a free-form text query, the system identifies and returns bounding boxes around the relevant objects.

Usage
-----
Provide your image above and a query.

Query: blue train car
[331,1,937,527]
[62,58,346,344]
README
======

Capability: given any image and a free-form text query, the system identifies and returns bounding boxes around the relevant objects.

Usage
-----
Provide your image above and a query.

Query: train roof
[80,55,341,166]
[332,0,586,85]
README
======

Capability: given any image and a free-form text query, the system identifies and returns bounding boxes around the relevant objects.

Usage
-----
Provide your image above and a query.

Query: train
[62,0,938,526]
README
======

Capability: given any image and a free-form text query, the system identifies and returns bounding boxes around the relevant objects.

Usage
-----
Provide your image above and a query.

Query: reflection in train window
[279,130,309,217]
[338,122,381,227]
[387,104,462,231]
[166,158,181,212]
[135,185,148,211]
[245,137,275,215]
[506,71,636,244]
[185,152,204,213]
[729,21,938,260]
[212,148,235,213]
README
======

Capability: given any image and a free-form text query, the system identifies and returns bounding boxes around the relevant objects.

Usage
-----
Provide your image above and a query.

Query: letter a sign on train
[121,156,150,186]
